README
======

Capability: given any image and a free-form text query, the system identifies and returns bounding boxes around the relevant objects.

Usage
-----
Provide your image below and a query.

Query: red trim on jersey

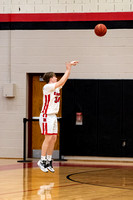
[45,94,50,114]
[46,133,58,135]
[42,94,50,114]
[0,12,133,22]
[42,95,47,113]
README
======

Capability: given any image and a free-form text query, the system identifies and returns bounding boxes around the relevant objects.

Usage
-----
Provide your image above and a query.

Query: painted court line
[0,161,133,171]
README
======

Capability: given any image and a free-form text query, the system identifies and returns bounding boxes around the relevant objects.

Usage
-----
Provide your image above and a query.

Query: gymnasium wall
[0,0,133,13]
[0,1,133,158]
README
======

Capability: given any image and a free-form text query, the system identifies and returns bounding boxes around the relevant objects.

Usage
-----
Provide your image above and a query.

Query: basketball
[94,24,107,37]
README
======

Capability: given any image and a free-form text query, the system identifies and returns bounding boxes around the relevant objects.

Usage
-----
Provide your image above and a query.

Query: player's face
[51,76,57,83]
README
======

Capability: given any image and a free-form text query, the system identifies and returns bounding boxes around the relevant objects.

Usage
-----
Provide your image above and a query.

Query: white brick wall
[67,4,82,12]
[50,4,66,13]
[35,5,50,13]
[0,0,133,13]
[3,0,11,4]
[98,3,114,12]
[115,3,130,11]
[12,0,26,4]
[27,0,43,4]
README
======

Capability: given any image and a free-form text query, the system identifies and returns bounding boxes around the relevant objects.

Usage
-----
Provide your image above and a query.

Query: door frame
[28,73,63,158]
[28,73,43,158]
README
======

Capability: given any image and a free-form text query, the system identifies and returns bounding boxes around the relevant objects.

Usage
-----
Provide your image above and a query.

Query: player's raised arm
[55,61,79,89]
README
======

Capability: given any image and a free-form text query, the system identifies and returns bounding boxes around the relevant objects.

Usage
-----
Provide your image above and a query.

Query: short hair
[43,72,56,83]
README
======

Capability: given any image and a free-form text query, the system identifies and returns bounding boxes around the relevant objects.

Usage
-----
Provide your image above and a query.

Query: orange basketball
[94,24,107,37]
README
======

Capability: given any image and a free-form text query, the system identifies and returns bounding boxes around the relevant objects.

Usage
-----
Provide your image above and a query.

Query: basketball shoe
[37,160,48,173]
[47,160,55,173]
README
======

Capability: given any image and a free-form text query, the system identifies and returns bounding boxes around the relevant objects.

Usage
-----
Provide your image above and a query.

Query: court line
[60,162,133,169]
[67,169,133,191]
[0,162,60,171]
[0,162,37,171]
[1,161,133,171]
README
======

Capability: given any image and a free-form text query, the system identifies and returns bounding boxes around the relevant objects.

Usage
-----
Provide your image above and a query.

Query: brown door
[28,74,63,158]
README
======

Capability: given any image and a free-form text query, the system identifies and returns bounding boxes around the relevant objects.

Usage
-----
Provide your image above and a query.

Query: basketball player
[37,61,79,173]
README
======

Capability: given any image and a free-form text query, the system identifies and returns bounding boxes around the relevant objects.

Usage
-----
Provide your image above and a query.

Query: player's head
[43,72,57,83]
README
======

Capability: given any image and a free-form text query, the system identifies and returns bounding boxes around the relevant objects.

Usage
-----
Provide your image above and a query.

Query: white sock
[41,156,47,161]
[47,155,52,161]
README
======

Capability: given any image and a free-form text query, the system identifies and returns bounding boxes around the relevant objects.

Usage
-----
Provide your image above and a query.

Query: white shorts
[39,113,58,135]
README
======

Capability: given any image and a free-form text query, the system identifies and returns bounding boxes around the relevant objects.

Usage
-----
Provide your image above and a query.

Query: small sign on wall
[76,112,83,125]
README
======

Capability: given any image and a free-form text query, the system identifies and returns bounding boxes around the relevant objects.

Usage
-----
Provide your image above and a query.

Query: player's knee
[45,135,57,144]
[51,135,57,143]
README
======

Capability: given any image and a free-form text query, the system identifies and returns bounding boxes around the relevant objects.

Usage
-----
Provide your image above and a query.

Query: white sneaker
[47,160,55,173]
[37,160,48,173]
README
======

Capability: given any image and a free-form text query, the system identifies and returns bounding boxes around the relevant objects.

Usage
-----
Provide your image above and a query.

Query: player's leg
[38,135,53,173]
[47,135,57,155]
[46,135,57,172]
[41,135,54,156]
[46,115,58,172]
[38,115,57,173]
[38,114,50,172]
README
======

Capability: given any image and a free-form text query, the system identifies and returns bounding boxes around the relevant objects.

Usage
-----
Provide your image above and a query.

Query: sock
[47,155,52,161]
[41,156,47,161]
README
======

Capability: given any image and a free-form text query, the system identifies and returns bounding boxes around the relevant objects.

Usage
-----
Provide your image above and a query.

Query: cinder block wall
[0,0,133,13]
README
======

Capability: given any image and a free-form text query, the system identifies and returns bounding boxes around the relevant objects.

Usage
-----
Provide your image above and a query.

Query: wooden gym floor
[1,158,133,200]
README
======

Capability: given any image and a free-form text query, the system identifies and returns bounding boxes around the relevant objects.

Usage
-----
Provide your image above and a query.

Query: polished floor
[1,158,133,199]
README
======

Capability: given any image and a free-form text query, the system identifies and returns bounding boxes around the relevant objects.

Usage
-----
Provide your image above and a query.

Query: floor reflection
[21,162,58,200]
[38,183,54,200]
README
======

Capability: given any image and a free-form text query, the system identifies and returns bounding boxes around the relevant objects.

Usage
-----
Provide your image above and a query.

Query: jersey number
[55,97,60,103]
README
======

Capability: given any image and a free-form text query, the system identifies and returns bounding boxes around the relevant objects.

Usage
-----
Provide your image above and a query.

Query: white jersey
[41,83,61,115]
